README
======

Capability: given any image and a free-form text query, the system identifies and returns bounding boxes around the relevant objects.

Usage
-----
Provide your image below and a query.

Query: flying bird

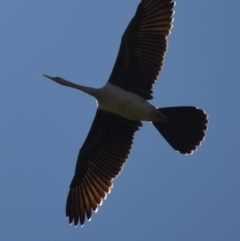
[42,0,208,227]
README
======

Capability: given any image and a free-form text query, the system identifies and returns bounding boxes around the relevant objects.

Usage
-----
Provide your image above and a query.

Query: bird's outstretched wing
[108,0,175,100]
[66,109,142,226]
[66,0,174,227]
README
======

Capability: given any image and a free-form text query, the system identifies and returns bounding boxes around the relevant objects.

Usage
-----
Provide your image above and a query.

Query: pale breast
[96,83,158,121]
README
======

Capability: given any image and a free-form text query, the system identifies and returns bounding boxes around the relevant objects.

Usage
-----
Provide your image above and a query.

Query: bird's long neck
[46,75,100,98]
[60,79,98,96]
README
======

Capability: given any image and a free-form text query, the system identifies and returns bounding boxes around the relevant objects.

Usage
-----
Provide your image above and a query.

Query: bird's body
[42,0,208,227]
[94,83,164,121]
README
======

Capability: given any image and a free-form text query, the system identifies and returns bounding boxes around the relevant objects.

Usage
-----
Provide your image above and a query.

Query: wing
[66,109,142,226]
[108,0,175,100]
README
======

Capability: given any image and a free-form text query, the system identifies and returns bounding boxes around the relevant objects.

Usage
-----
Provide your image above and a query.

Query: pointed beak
[40,73,65,85]
[41,73,67,85]
[40,73,78,89]
[40,73,56,81]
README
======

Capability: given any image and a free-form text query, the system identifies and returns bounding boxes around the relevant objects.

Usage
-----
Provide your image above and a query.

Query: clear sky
[1,0,239,240]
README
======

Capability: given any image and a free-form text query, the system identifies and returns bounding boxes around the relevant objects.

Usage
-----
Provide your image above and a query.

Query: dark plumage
[66,0,177,226]
[42,0,208,227]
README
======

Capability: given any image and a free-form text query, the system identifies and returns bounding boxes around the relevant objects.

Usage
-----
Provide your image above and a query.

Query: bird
[41,0,208,227]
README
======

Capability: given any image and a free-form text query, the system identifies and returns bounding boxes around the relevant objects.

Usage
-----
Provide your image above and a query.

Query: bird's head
[40,73,68,86]
[40,73,95,96]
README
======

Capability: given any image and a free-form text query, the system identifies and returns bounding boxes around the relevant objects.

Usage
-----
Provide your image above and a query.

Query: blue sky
[1,0,239,240]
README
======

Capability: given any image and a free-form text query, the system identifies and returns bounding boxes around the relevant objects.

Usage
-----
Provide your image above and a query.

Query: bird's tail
[152,107,208,154]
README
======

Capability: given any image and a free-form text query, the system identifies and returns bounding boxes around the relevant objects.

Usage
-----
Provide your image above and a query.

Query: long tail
[153,107,208,154]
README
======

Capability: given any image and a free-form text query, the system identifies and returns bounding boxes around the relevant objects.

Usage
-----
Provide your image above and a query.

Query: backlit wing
[66,109,142,226]
[108,0,175,100]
